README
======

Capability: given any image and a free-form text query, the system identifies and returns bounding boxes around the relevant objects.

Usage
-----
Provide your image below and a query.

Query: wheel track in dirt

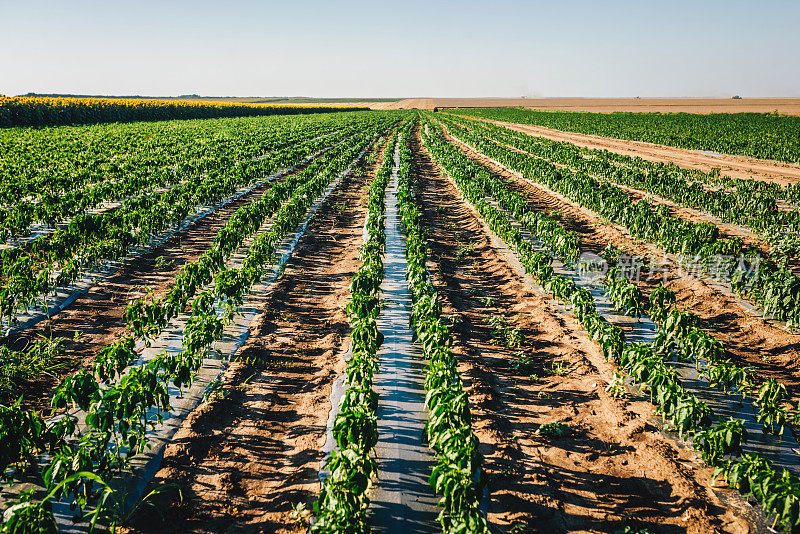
[411,127,746,533]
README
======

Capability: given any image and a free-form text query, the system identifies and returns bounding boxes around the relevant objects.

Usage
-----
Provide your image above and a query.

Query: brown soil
[479,119,800,186]
[438,124,800,442]
[4,156,322,414]
[122,142,384,534]
[412,128,747,533]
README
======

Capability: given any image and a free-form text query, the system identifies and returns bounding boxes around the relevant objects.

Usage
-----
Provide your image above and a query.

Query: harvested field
[431,98,800,115]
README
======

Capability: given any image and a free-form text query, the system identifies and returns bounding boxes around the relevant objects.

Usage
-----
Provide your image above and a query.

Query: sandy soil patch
[364,99,435,110]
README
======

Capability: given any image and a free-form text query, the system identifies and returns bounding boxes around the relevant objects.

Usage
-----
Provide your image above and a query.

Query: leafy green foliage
[604,266,645,318]
[438,113,800,329]
[648,284,675,324]
[449,107,800,164]
[400,122,490,534]
[0,337,66,404]
[693,418,747,466]
[755,379,791,435]
[536,421,570,438]
[605,372,628,398]
[0,115,401,532]
[485,314,526,348]
[312,127,403,532]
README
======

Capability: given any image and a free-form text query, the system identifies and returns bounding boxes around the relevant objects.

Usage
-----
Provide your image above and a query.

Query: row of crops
[0,96,367,128]
[420,112,800,531]
[2,106,800,532]
[428,113,793,414]
[0,111,401,531]
[0,111,369,240]
[396,127,489,533]
[0,113,389,334]
[0,112,491,533]
[313,127,398,532]
[298,112,800,533]
[441,114,800,241]
[446,107,800,165]
[435,113,800,329]
[313,119,492,533]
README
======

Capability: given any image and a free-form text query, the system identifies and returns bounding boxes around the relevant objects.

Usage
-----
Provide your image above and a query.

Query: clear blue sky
[2,0,798,98]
